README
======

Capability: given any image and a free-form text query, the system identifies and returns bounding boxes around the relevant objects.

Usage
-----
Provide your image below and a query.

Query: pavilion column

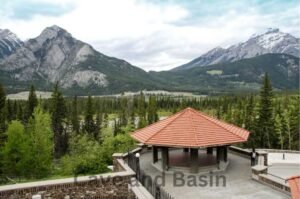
[183,148,189,153]
[224,146,228,162]
[207,147,213,154]
[161,147,169,171]
[190,148,199,173]
[216,147,221,163]
[153,146,158,163]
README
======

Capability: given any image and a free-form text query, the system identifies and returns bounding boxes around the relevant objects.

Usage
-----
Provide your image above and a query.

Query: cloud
[0,0,74,20]
[0,0,299,71]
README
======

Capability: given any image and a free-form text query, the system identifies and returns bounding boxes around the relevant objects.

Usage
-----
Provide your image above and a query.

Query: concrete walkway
[139,149,289,199]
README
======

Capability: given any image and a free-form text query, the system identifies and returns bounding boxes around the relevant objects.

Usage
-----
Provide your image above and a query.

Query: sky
[0,0,299,71]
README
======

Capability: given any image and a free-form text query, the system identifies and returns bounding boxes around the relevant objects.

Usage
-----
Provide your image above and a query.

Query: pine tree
[103,112,108,128]
[0,84,5,111]
[95,112,102,142]
[6,99,13,122]
[216,106,222,119]
[289,96,299,150]
[256,73,274,148]
[71,96,80,134]
[274,114,283,149]
[17,103,24,122]
[12,100,17,120]
[137,91,146,128]
[234,100,244,127]
[113,119,121,136]
[244,95,255,131]
[147,95,158,124]
[128,98,136,128]
[0,84,7,145]
[119,96,128,126]
[281,110,291,150]
[84,95,96,136]
[25,85,38,121]
[51,82,68,159]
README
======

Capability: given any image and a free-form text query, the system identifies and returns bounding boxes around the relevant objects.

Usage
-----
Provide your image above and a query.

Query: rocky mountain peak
[173,28,299,71]
[0,28,23,59]
[33,25,72,46]
[265,28,280,34]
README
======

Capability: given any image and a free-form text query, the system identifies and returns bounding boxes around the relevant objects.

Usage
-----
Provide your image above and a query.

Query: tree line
[0,73,299,183]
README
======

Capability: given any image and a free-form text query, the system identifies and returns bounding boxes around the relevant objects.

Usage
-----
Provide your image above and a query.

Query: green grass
[206,70,223,75]
[158,110,173,117]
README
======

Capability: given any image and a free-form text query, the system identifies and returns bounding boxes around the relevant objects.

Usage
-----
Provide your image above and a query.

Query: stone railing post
[256,151,268,166]
[112,153,124,172]
[251,165,268,180]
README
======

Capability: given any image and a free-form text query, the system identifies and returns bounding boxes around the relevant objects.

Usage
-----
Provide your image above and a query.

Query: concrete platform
[139,149,290,199]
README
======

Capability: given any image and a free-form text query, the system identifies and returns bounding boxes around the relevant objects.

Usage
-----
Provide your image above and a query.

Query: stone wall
[0,159,136,199]
[1,176,134,199]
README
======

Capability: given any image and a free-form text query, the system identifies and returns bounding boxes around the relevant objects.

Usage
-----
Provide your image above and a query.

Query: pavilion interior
[168,149,217,167]
[152,146,229,173]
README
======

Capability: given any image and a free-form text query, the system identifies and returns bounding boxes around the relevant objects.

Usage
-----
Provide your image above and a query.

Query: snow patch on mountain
[257,30,285,49]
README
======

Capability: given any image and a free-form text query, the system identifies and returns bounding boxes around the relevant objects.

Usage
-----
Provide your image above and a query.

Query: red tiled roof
[131,107,250,148]
[288,176,300,199]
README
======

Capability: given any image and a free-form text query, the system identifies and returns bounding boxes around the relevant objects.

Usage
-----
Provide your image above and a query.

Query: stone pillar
[207,147,213,154]
[190,148,199,173]
[183,148,189,153]
[112,153,124,172]
[161,147,169,171]
[224,146,228,162]
[153,146,158,163]
[257,151,268,166]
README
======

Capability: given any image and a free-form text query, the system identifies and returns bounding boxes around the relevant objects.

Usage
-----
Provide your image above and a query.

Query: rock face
[0,29,23,60]
[0,25,158,94]
[0,25,98,87]
[173,28,300,71]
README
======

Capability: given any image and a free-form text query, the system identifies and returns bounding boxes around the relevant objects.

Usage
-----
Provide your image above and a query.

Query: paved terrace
[139,149,289,199]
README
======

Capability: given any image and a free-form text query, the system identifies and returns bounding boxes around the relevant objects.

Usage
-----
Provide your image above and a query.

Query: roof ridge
[143,108,189,143]
[189,108,248,141]
[188,109,199,147]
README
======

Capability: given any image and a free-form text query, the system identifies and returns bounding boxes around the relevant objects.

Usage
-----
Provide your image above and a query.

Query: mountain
[0,25,161,95]
[151,53,299,93]
[0,26,298,95]
[0,29,23,60]
[173,28,300,71]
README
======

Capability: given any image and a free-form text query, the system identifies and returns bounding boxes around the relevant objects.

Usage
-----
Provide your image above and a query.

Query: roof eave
[136,139,247,149]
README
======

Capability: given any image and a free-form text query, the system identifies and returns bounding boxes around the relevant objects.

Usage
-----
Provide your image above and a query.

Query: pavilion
[131,107,250,173]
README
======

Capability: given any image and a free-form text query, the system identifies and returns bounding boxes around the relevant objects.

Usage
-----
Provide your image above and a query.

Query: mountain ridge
[0,25,298,95]
[172,28,300,71]
[151,53,299,92]
[0,25,162,94]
